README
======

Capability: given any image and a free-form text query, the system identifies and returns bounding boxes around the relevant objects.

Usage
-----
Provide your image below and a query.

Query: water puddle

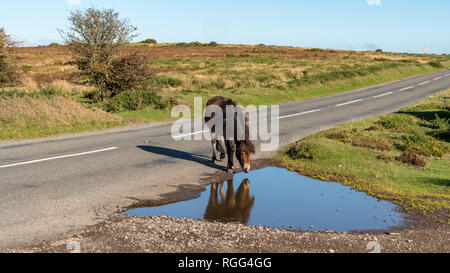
[125,167,407,232]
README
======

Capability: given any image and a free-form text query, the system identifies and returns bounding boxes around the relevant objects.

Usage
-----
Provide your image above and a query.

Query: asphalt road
[1,69,449,250]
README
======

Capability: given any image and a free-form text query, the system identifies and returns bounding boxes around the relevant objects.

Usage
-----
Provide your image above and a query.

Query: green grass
[5,45,450,140]
[279,89,450,218]
[116,109,173,123]
[0,88,125,140]
[69,45,450,123]
[106,63,437,123]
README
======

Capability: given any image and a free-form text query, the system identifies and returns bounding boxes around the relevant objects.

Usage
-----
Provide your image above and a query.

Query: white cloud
[67,0,81,6]
[366,0,381,6]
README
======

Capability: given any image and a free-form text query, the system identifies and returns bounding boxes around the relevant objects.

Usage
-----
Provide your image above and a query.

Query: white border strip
[0,147,118,169]
[400,86,414,91]
[173,130,209,138]
[336,99,363,107]
[279,109,321,119]
[373,92,393,98]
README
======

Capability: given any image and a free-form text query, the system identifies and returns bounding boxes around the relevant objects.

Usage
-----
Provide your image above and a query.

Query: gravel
[9,214,449,253]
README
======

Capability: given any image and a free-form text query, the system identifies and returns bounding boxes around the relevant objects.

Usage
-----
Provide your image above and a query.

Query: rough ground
[9,213,449,253]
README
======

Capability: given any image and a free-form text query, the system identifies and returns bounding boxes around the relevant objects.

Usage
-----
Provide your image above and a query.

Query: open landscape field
[1,43,449,140]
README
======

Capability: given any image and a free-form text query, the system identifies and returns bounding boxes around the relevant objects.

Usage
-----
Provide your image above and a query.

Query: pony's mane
[243,139,256,154]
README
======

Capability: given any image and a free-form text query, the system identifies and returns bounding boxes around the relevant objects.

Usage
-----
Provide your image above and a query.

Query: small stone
[328,249,335,253]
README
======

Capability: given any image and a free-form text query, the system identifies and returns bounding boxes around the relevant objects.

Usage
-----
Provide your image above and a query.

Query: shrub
[208,41,218,47]
[286,142,315,160]
[0,27,21,87]
[367,124,384,131]
[427,61,444,68]
[21,65,33,73]
[0,86,64,99]
[82,90,102,102]
[288,63,401,87]
[328,129,393,151]
[59,8,150,100]
[398,131,447,157]
[38,86,64,98]
[375,49,383,53]
[48,43,59,46]
[429,114,450,141]
[327,128,357,143]
[305,48,323,52]
[102,52,154,98]
[155,75,182,87]
[140,38,157,44]
[376,114,415,131]
[104,90,168,112]
[396,149,426,168]
[376,154,393,163]
[351,136,394,151]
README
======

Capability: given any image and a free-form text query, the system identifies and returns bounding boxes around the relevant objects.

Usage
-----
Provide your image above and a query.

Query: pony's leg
[211,132,217,162]
[219,136,226,161]
[214,136,225,161]
[225,140,235,173]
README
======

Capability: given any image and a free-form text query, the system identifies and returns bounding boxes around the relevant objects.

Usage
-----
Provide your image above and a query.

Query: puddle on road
[125,167,407,232]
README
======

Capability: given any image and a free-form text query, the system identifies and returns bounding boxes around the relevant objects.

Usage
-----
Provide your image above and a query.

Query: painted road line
[373,92,393,98]
[444,74,450,77]
[418,81,430,86]
[279,109,321,119]
[173,130,209,138]
[336,99,363,107]
[433,77,442,81]
[400,86,414,91]
[0,147,119,169]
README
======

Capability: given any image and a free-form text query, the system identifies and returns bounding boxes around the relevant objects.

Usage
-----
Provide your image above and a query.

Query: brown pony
[204,96,255,173]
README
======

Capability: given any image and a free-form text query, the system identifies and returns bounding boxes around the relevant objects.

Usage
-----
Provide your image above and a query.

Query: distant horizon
[14,42,448,56]
[1,0,449,54]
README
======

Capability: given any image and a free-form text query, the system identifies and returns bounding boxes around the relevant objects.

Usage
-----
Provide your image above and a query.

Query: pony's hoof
[220,153,226,161]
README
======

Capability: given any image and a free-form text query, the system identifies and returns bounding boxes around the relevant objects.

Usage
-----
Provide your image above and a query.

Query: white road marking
[433,77,442,80]
[373,92,393,98]
[444,74,450,77]
[418,81,430,86]
[336,99,363,107]
[0,147,118,169]
[279,109,321,119]
[400,86,414,91]
[173,130,209,138]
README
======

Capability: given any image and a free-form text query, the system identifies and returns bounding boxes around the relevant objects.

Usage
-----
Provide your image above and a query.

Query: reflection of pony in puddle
[204,178,255,224]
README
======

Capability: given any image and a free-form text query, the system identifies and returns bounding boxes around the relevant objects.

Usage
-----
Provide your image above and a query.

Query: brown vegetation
[396,149,427,168]
[328,129,394,151]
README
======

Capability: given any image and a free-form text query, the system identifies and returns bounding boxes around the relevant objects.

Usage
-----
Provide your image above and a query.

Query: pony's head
[236,140,255,173]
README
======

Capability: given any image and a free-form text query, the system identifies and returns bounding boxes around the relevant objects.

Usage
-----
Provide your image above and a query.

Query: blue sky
[1,0,449,54]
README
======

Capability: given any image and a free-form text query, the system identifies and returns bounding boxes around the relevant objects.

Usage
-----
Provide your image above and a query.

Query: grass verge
[279,89,450,219]
[0,87,125,140]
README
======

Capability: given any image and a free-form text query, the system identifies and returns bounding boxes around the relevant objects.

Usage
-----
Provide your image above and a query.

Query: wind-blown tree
[0,27,20,87]
[59,8,153,100]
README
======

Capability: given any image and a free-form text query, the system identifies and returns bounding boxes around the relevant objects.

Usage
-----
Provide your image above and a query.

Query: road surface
[1,69,449,250]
